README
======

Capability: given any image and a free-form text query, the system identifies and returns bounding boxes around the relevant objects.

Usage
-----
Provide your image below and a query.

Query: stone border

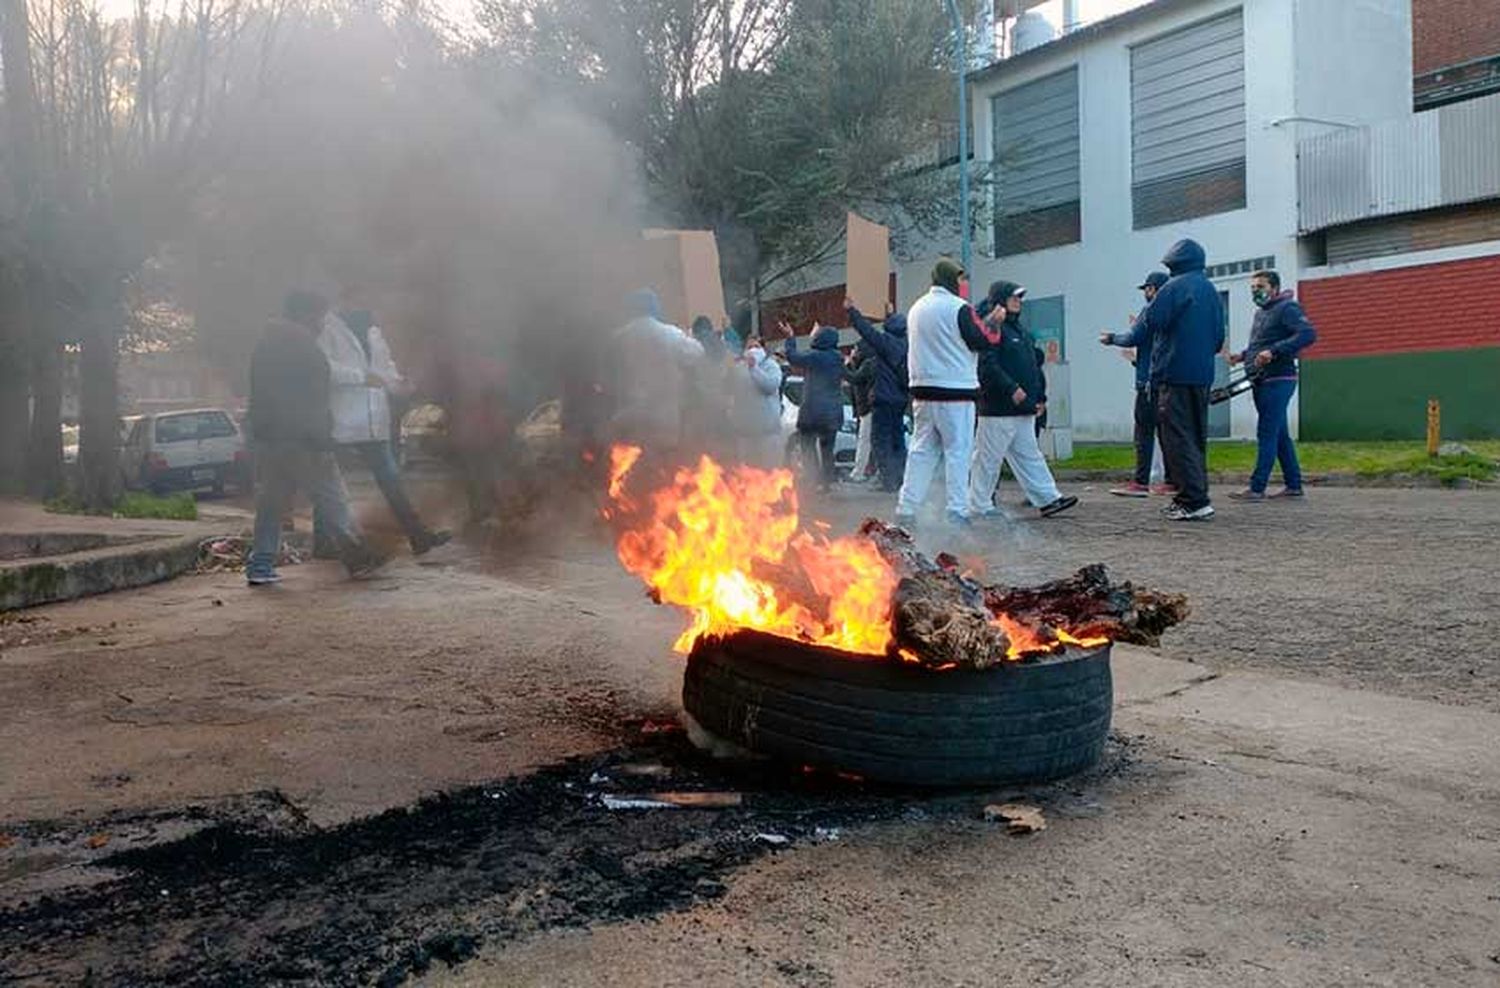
[0,534,211,611]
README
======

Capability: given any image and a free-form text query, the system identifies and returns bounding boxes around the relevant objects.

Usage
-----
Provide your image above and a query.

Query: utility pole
[942,0,972,281]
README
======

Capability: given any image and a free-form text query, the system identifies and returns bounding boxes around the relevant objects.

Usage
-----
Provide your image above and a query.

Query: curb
[0,534,211,611]
[1052,469,1496,490]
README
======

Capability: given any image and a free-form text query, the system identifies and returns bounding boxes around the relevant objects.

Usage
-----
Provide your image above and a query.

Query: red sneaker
[1109,482,1150,498]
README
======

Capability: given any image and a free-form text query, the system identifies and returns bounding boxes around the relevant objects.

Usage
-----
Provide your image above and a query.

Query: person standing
[608,289,705,452]
[1098,270,1172,497]
[968,281,1077,518]
[316,306,450,556]
[845,342,877,483]
[845,300,909,493]
[780,322,845,493]
[1228,270,1317,501]
[732,338,784,469]
[246,291,386,586]
[893,258,991,527]
[1140,239,1225,521]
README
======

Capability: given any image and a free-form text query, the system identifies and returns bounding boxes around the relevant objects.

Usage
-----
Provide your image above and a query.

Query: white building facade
[892,0,1413,442]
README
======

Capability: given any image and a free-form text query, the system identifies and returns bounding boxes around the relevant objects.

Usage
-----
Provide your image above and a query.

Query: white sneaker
[1164,503,1215,521]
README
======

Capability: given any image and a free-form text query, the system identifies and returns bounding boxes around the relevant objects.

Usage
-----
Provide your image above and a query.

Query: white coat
[609,314,704,448]
[320,312,400,445]
[735,347,783,437]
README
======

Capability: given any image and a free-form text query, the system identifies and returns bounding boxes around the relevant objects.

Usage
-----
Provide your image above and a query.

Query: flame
[608,448,895,654]
[993,614,1110,661]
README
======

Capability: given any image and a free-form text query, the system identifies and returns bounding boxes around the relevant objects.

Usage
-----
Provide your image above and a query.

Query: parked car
[398,402,450,467]
[121,409,249,494]
[779,375,858,475]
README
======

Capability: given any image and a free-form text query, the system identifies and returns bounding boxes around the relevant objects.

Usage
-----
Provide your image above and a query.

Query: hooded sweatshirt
[783,325,846,431]
[1142,239,1226,388]
[611,289,705,446]
[249,318,334,447]
[734,346,783,437]
[847,305,909,407]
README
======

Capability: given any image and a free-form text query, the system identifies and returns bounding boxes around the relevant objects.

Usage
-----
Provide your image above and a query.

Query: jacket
[1142,239,1226,387]
[1106,301,1157,389]
[784,326,845,431]
[846,344,876,418]
[905,286,993,397]
[734,346,783,437]
[610,313,705,447]
[1241,291,1317,379]
[249,318,334,447]
[320,312,399,444]
[975,289,1046,417]
[848,306,909,407]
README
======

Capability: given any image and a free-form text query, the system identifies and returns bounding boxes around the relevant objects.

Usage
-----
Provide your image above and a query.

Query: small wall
[1301,346,1500,440]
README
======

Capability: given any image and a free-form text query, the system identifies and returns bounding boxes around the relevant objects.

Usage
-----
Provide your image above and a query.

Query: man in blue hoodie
[1138,239,1225,521]
[781,322,846,493]
[1227,270,1318,501]
[845,299,909,493]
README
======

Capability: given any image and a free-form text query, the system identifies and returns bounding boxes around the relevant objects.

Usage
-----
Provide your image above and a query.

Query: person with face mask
[1228,270,1318,501]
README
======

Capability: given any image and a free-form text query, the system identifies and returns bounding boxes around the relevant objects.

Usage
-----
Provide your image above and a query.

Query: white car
[121,409,249,494]
[779,375,859,474]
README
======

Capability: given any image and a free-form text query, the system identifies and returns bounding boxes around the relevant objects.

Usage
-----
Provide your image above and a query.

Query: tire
[682,629,1112,788]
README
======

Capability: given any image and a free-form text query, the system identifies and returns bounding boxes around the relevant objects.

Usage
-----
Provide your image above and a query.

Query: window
[992,67,1081,256]
[1130,9,1246,229]
[155,411,237,443]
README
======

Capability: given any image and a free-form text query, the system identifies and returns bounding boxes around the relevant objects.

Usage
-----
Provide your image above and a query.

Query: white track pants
[851,411,874,477]
[896,400,976,518]
[968,415,1061,512]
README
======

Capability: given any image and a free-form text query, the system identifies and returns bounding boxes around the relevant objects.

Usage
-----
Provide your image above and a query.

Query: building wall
[1298,251,1500,439]
[1413,0,1500,74]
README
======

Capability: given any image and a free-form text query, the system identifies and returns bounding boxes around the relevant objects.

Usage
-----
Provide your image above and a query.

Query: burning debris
[605,446,1188,671]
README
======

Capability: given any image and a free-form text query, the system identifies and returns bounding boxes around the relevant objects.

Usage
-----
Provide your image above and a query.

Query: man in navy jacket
[1228,270,1318,501]
[1138,239,1225,521]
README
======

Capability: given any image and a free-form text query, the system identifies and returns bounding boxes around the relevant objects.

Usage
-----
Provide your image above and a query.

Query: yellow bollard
[1426,399,1441,458]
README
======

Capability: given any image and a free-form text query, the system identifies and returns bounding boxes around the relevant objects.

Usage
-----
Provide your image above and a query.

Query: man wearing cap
[969,281,1077,518]
[893,258,994,527]
[1099,271,1172,497]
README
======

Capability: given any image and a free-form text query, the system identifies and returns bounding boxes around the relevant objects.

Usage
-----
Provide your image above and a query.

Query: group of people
[245,290,449,586]
[1099,238,1317,520]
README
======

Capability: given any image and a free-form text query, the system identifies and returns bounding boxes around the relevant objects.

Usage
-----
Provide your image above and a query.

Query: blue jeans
[871,402,907,492]
[314,442,426,547]
[249,443,359,577]
[1250,379,1302,493]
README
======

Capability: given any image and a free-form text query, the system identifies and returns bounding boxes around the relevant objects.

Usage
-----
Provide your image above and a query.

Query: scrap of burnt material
[982,563,1190,648]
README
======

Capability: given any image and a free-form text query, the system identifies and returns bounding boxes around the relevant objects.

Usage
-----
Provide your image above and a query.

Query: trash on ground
[983,803,1048,835]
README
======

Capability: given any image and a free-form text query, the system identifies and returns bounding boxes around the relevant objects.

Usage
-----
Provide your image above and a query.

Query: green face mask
[1251,287,1273,306]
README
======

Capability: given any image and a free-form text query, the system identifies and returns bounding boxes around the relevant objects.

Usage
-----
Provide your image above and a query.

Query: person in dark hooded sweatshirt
[779,320,846,493]
[845,299,909,493]
[968,281,1077,518]
[1139,239,1225,521]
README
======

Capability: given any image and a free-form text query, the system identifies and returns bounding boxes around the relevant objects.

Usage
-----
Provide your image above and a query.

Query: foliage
[45,489,198,519]
[1066,441,1500,485]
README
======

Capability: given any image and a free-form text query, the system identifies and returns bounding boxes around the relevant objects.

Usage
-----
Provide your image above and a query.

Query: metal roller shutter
[1130,8,1246,228]
[993,66,1080,256]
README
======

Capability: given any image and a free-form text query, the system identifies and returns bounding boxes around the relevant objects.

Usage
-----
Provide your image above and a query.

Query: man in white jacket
[608,289,704,451]
[733,340,784,468]
[895,258,994,527]
[316,307,450,555]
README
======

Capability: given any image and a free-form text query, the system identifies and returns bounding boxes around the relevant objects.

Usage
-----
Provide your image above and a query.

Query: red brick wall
[1413,0,1500,74]
[1299,253,1500,359]
[760,273,897,335]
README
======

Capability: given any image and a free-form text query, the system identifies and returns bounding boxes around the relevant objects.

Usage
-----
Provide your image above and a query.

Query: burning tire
[682,629,1112,788]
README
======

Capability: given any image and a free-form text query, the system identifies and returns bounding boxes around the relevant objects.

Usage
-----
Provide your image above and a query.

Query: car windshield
[61,426,80,446]
[155,411,237,443]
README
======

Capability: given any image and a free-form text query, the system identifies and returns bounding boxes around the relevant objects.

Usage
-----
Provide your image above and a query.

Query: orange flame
[608,448,895,655]
[993,614,1110,661]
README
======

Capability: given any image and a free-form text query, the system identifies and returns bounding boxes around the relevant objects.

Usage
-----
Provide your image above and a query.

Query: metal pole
[943,0,972,282]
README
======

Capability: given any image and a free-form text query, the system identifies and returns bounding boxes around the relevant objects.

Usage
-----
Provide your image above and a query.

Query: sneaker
[1110,482,1150,498]
[945,511,972,528]
[246,570,282,586]
[1149,483,1179,497]
[1039,494,1079,517]
[1164,503,1215,521]
[411,529,453,556]
[1227,489,1265,502]
[1268,487,1305,499]
[893,513,917,531]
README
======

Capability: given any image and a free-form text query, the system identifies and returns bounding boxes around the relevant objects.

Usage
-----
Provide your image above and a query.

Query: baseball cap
[1138,271,1169,291]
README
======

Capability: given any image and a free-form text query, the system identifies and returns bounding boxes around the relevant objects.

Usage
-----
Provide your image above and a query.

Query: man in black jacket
[845,300,909,493]
[246,291,385,586]
[968,281,1077,518]
[1228,270,1318,501]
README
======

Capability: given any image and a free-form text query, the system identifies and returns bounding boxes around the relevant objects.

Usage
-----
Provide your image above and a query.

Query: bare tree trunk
[0,0,39,495]
[78,303,123,510]
[26,310,65,499]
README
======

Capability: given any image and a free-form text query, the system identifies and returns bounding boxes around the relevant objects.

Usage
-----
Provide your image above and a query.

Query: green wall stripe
[1301,347,1500,440]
